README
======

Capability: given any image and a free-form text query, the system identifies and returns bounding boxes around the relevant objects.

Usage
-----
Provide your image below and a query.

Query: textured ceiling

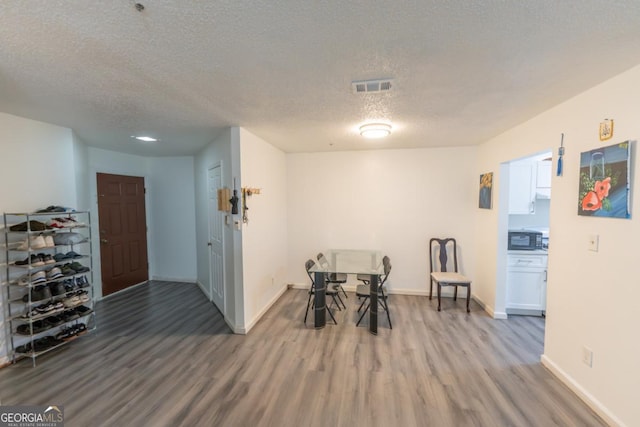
[1,1,640,156]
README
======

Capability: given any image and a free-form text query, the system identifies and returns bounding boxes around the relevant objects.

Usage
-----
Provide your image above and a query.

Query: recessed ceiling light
[359,123,392,139]
[131,136,157,142]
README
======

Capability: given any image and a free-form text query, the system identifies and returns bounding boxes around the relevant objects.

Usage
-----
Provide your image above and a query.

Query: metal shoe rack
[2,211,95,366]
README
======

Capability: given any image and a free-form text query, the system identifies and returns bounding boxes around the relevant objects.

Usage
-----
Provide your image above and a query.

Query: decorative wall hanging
[229,179,239,215]
[217,188,231,212]
[599,119,614,141]
[557,133,565,176]
[241,187,262,224]
[478,172,493,209]
[578,141,631,218]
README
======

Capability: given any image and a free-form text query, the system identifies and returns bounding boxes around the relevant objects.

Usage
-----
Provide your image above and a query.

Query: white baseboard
[225,315,246,335]
[244,285,289,334]
[151,276,197,283]
[196,280,211,299]
[472,293,508,319]
[98,280,148,301]
[387,287,429,296]
[541,354,624,427]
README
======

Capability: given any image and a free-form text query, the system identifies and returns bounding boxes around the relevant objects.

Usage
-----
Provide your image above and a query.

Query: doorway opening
[500,151,552,330]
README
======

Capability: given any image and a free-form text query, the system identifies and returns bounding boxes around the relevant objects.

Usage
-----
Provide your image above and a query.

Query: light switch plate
[588,234,599,252]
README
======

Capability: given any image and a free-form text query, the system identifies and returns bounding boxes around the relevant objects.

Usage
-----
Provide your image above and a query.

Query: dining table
[309,249,385,334]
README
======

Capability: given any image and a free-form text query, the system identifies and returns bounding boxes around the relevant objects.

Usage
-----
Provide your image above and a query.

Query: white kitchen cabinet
[535,160,552,199]
[508,162,535,214]
[506,253,547,314]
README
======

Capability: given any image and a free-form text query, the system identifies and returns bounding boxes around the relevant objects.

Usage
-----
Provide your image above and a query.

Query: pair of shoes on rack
[9,220,51,232]
[60,305,92,322]
[20,301,65,319]
[62,277,90,293]
[18,266,65,285]
[59,262,89,276]
[53,251,83,262]
[15,253,55,266]
[47,267,64,280]
[16,320,49,335]
[16,235,55,250]
[55,323,87,341]
[75,275,90,288]
[47,217,85,229]
[22,284,52,303]
[15,336,64,354]
[18,271,47,286]
[48,281,66,296]
[62,290,90,308]
[36,206,75,213]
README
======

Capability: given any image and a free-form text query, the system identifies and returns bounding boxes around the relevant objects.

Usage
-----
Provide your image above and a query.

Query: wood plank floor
[0,281,606,427]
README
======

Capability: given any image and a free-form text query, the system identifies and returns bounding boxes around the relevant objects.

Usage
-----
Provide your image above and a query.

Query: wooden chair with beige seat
[429,238,471,313]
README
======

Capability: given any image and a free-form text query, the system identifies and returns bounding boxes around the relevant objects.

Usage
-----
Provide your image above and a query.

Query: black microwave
[508,230,543,250]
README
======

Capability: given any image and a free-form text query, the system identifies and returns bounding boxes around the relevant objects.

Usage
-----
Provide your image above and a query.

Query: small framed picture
[599,119,614,141]
[479,172,493,209]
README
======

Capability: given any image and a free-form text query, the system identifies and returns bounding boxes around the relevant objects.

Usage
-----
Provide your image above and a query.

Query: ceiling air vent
[351,79,393,94]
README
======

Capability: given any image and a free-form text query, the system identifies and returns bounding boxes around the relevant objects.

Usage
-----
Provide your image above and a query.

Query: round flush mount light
[359,123,392,139]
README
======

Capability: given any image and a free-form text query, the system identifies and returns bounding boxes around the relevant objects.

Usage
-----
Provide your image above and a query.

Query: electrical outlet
[582,346,593,367]
[588,234,599,252]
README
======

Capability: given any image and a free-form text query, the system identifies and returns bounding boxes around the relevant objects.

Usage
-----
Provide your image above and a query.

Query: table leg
[369,274,378,335]
[314,271,327,328]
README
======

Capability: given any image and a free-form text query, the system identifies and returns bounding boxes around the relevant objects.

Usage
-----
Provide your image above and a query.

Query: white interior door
[208,165,225,313]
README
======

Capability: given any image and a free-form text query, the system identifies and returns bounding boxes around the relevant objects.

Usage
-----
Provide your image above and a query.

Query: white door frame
[207,162,226,314]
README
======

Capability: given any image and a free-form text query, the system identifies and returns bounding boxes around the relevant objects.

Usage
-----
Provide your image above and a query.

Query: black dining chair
[355,256,392,328]
[303,259,344,325]
[429,238,471,312]
[317,252,348,300]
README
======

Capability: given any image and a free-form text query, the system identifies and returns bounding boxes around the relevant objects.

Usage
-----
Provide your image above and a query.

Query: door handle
[207,242,212,247]
[100,239,108,244]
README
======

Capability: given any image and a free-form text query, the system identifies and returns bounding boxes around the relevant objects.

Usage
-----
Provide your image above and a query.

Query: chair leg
[304,292,313,324]
[339,284,348,299]
[336,292,346,310]
[356,302,370,326]
[466,284,471,313]
[453,285,458,301]
[326,305,338,324]
[381,294,392,329]
[429,278,433,300]
[437,283,442,312]
[332,294,344,311]
[357,297,368,312]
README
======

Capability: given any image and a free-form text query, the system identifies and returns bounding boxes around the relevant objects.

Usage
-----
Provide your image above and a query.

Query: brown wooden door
[97,173,149,296]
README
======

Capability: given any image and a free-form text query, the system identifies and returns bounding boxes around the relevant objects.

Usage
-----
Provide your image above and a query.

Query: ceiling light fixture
[359,123,392,139]
[131,136,157,142]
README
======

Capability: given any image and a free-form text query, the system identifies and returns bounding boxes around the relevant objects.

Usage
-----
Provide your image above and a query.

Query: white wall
[475,64,640,426]
[194,128,244,330]
[239,128,288,330]
[0,112,77,365]
[147,156,197,282]
[286,147,477,296]
[72,132,90,211]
